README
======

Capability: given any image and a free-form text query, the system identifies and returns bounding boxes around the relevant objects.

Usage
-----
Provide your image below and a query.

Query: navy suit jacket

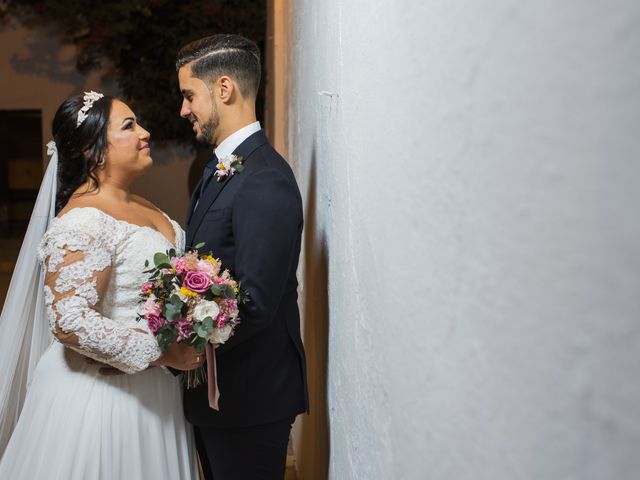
[184,130,308,428]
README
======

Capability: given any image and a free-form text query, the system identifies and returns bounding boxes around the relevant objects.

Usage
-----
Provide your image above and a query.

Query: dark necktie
[199,154,218,199]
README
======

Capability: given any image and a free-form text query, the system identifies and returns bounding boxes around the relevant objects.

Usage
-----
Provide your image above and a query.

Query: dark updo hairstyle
[52,94,114,214]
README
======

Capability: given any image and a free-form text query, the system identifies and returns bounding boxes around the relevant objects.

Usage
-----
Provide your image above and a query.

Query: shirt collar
[214,121,261,160]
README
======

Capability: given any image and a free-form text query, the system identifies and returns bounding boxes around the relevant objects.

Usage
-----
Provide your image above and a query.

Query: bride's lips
[139,143,150,152]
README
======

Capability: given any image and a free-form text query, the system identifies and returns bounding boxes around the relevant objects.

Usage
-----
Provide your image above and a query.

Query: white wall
[289,1,640,478]
[0,24,192,225]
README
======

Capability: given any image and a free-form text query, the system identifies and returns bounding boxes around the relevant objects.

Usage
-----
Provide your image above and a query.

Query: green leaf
[163,302,182,321]
[223,284,235,298]
[194,242,205,249]
[144,259,149,267]
[195,323,209,338]
[157,326,178,352]
[168,248,176,258]
[154,252,171,268]
[169,294,183,306]
[202,316,214,331]
[210,284,223,296]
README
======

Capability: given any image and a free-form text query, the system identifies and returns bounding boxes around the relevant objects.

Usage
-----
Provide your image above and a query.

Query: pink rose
[183,270,212,293]
[171,257,188,274]
[141,282,153,293]
[147,314,166,335]
[140,295,162,317]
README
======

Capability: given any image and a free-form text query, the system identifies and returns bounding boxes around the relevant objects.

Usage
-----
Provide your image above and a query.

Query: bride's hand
[150,342,205,371]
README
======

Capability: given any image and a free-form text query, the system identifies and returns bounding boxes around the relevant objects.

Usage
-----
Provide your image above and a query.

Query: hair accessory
[46,140,57,156]
[76,91,104,127]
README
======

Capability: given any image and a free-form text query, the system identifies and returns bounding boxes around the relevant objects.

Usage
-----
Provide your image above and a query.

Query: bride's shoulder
[54,204,109,229]
[50,200,125,240]
[40,205,122,262]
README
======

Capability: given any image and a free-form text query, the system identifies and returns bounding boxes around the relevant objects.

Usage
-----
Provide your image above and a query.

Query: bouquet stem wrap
[206,344,220,410]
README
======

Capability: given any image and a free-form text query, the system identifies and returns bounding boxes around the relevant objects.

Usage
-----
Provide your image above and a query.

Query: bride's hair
[52,94,114,214]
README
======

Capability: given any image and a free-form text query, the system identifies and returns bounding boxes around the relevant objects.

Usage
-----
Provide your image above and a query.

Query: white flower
[208,324,233,344]
[214,154,243,181]
[192,300,220,322]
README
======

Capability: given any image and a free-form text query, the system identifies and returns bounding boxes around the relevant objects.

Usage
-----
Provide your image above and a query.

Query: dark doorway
[0,110,43,238]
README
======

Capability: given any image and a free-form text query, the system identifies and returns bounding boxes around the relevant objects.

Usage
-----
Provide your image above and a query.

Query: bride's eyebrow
[121,116,136,125]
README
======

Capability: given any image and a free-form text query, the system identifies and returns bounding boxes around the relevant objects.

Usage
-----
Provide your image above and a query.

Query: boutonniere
[214,154,244,182]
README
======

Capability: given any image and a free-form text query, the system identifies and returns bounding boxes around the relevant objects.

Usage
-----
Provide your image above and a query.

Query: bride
[0,92,200,479]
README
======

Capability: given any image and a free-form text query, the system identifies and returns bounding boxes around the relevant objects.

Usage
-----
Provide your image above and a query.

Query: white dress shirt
[214,121,261,160]
[194,121,262,211]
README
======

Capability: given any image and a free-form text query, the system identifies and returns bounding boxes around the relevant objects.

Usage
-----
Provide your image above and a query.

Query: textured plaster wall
[0,25,192,225]
[289,1,640,478]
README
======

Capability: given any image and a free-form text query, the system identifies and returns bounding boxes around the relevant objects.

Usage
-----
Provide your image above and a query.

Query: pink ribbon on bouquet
[205,343,220,410]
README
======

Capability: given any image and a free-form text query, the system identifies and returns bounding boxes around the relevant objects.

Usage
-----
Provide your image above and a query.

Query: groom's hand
[151,342,205,371]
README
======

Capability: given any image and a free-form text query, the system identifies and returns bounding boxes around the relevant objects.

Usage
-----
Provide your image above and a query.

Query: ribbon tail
[205,343,220,411]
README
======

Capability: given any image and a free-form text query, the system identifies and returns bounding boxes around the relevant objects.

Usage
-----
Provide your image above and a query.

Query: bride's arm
[41,230,162,374]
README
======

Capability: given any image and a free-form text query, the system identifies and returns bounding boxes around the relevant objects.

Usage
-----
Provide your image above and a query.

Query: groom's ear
[217,75,236,105]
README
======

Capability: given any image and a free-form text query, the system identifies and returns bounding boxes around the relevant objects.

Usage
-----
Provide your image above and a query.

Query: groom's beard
[195,102,220,146]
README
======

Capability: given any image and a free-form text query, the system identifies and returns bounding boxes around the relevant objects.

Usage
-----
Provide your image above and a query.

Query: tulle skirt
[0,342,198,479]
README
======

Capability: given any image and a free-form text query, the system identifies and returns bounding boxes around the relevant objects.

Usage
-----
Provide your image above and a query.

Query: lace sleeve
[39,221,161,374]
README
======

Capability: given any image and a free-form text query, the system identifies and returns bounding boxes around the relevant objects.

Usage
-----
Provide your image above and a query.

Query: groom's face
[179,65,219,146]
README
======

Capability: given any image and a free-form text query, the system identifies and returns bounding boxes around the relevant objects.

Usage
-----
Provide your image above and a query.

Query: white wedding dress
[0,207,198,479]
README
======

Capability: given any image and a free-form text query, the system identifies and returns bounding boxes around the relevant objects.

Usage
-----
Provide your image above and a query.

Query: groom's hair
[176,34,261,99]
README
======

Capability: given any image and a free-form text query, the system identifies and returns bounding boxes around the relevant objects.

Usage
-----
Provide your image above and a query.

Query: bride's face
[104,100,152,176]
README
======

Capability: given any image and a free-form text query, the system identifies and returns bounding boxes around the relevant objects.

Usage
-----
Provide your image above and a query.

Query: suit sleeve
[216,168,302,355]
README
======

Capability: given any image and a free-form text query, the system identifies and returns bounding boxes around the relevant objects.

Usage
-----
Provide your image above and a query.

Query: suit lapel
[186,177,203,226]
[186,130,269,248]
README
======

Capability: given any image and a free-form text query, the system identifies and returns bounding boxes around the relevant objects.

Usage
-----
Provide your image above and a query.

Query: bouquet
[137,245,247,408]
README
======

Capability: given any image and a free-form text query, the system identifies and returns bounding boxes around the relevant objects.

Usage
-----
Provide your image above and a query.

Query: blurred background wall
[0,24,191,309]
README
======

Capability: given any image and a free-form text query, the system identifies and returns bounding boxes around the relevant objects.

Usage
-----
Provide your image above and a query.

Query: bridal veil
[0,142,57,453]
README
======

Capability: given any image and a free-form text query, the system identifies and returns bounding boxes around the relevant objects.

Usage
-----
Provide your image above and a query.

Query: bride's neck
[97,180,132,202]
[90,172,134,203]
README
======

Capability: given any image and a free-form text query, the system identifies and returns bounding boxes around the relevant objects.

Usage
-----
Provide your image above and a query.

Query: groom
[177,34,308,479]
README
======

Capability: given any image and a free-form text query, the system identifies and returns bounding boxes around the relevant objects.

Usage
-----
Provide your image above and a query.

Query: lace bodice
[37,207,185,374]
